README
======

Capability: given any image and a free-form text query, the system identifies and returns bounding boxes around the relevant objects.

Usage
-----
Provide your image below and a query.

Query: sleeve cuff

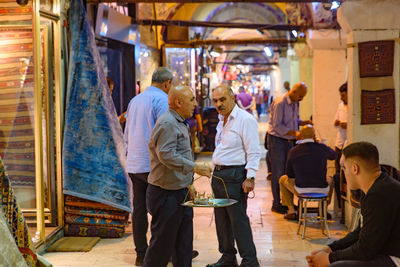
[246,169,257,178]
[183,160,196,174]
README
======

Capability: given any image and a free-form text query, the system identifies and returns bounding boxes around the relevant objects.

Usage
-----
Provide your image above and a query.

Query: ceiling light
[331,1,340,10]
[210,51,221,57]
[264,47,273,57]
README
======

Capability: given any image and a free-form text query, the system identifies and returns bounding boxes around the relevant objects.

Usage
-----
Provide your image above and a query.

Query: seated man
[279,125,336,220]
[306,142,400,267]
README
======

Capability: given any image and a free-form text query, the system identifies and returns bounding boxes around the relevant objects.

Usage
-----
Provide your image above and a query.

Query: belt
[214,164,245,171]
[270,134,295,143]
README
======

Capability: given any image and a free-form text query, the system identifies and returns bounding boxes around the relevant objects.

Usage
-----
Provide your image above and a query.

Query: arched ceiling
[138,2,337,65]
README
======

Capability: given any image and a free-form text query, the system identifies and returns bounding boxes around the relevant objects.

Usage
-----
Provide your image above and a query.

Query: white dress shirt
[212,105,260,178]
[334,102,347,149]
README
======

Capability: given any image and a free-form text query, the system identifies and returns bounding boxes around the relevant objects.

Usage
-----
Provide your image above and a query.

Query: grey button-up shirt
[148,109,195,190]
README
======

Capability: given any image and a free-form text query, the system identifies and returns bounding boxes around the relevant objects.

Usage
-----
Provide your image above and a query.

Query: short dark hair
[339,82,347,93]
[343,142,379,167]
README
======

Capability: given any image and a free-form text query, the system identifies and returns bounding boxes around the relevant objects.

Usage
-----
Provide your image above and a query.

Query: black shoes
[135,255,144,266]
[271,204,288,214]
[206,258,239,267]
[192,250,199,259]
[139,250,199,266]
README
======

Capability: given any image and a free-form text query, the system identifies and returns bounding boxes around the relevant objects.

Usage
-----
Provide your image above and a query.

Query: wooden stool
[297,193,330,239]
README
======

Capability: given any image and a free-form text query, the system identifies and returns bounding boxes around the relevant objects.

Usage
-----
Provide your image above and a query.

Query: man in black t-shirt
[279,125,336,220]
[306,142,400,267]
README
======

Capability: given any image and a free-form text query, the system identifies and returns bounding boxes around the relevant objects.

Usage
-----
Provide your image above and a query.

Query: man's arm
[152,121,195,174]
[241,117,260,178]
[241,117,260,192]
[329,193,394,262]
[322,144,337,160]
[270,101,294,137]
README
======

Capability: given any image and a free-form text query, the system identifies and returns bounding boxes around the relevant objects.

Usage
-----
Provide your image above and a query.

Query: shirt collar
[147,86,168,96]
[285,93,294,104]
[301,138,314,144]
[169,109,186,123]
[218,104,239,121]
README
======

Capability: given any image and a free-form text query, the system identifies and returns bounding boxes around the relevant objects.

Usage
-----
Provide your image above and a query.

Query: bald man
[144,86,212,267]
[267,82,312,214]
[279,125,336,220]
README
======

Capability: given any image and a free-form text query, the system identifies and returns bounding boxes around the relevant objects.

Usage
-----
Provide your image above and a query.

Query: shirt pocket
[220,128,242,148]
[176,131,191,154]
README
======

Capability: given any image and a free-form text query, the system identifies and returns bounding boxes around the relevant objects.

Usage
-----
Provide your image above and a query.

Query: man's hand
[242,178,255,193]
[334,120,340,127]
[286,130,301,140]
[188,184,197,199]
[340,122,347,130]
[193,162,212,178]
[299,120,313,126]
[306,247,332,267]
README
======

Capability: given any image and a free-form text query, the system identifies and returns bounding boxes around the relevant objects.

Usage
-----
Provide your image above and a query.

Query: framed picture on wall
[358,40,394,77]
[361,89,395,124]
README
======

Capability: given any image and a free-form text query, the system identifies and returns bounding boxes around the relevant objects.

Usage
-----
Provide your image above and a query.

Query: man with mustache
[207,85,261,267]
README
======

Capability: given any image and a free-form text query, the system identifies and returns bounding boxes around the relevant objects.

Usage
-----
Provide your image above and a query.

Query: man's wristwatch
[248,177,255,182]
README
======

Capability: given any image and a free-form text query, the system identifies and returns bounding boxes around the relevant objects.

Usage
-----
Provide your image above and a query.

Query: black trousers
[329,255,396,267]
[333,147,342,209]
[143,184,193,267]
[211,166,258,266]
[129,173,149,257]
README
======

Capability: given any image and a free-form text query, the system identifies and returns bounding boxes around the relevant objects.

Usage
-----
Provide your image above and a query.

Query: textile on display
[64,195,129,238]
[0,157,37,266]
[63,0,131,212]
[358,40,394,77]
[361,89,395,124]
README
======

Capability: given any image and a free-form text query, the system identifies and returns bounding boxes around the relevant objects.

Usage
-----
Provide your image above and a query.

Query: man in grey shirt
[143,86,212,267]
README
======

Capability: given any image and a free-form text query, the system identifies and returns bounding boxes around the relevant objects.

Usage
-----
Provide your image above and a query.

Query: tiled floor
[42,121,348,267]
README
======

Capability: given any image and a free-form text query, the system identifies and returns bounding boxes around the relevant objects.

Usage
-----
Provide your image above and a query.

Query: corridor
[43,122,347,267]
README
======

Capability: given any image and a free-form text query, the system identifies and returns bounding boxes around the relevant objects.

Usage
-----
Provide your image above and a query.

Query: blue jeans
[268,134,294,207]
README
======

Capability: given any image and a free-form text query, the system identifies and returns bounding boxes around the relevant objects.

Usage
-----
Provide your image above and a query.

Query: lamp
[210,47,223,58]
[16,0,28,6]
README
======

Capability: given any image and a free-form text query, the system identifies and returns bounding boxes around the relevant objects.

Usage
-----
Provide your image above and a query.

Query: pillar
[338,0,400,168]
[306,30,347,151]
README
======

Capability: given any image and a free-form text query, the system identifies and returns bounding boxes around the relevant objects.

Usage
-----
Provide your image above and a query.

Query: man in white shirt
[207,85,261,267]
[333,82,347,211]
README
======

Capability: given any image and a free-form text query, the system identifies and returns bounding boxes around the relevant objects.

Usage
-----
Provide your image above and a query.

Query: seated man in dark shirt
[306,141,400,267]
[279,125,336,220]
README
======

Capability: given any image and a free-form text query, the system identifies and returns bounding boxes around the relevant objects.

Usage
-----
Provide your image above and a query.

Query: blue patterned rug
[62,0,131,212]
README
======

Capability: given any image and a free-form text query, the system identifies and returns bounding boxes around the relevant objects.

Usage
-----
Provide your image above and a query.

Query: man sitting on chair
[279,125,336,220]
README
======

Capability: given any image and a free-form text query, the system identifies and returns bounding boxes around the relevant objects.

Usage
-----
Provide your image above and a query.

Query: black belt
[270,134,295,143]
[214,164,245,171]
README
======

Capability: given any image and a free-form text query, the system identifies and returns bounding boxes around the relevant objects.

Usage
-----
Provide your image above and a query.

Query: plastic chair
[297,193,330,239]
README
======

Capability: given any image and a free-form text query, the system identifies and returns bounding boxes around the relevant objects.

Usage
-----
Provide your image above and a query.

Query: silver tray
[181,198,237,208]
